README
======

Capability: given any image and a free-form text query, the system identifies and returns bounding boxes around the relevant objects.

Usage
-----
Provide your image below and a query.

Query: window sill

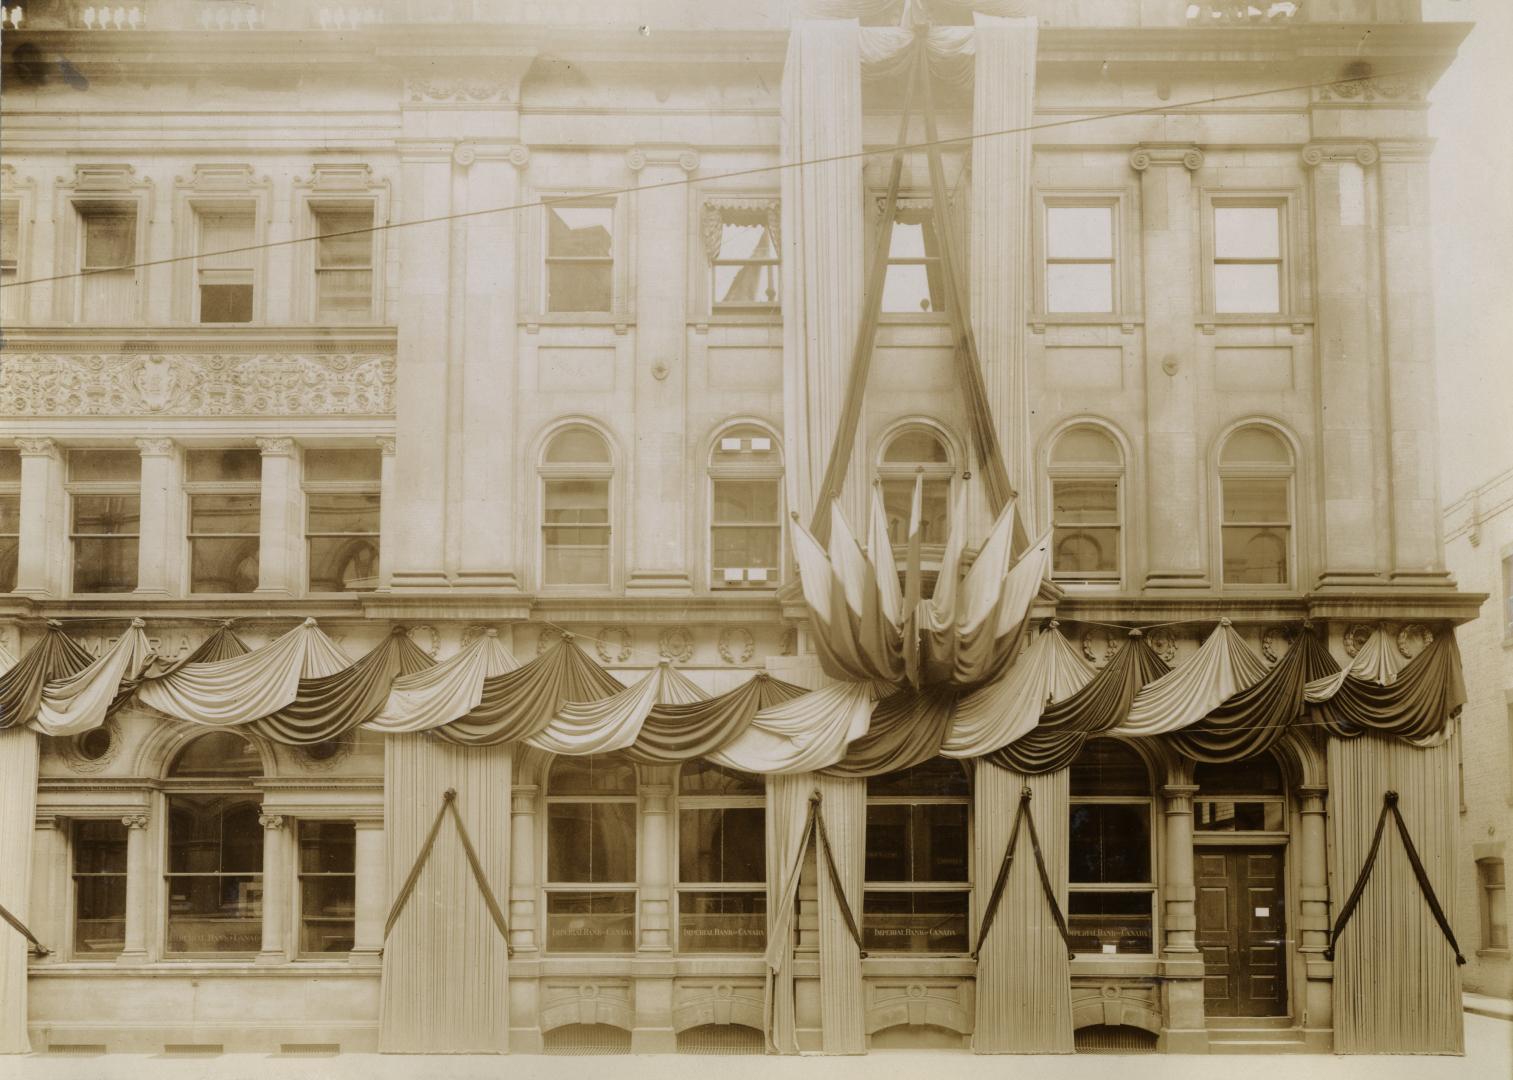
[1030,314,1141,331]
[699,312,782,327]
[524,314,633,332]
[30,960,374,976]
[862,955,975,976]
[1197,315,1313,333]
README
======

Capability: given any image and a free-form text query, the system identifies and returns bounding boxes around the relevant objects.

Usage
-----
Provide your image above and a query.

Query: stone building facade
[0,0,1486,1058]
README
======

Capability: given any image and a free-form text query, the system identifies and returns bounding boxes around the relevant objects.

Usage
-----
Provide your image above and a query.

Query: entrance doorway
[1196,847,1287,1017]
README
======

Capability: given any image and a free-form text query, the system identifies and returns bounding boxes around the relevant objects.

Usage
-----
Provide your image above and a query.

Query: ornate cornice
[1130,144,1204,172]
[1301,141,1379,168]
[626,146,700,174]
[1316,74,1427,104]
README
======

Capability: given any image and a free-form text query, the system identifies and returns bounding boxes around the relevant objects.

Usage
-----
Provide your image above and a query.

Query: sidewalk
[1464,991,1513,1022]
[3,1013,1510,1080]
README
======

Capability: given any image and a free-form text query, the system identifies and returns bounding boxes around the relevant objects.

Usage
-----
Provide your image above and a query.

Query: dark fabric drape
[0,627,95,730]
[1170,628,1338,763]
[250,631,436,745]
[1313,633,1466,742]
[435,639,627,746]
[624,673,808,764]
[985,633,1167,775]
[110,624,252,717]
[822,686,959,777]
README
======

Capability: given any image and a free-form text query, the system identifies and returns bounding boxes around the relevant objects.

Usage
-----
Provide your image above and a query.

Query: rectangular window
[677,806,766,953]
[78,204,138,322]
[165,795,263,955]
[0,449,18,593]
[543,479,610,587]
[881,207,945,314]
[304,448,381,593]
[708,204,779,312]
[72,819,127,958]
[68,450,140,594]
[546,798,637,953]
[1213,205,1282,314]
[863,802,970,953]
[1479,858,1508,951]
[546,199,613,313]
[1194,799,1286,832]
[1,200,19,322]
[298,821,355,956]
[186,449,261,594]
[1221,477,1291,586]
[1045,205,1115,313]
[313,206,375,323]
[196,206,256,323]
[711,479,781,588]
[881,478,950,547]
[1069,801,1154,954]
[1051,478,1120,581]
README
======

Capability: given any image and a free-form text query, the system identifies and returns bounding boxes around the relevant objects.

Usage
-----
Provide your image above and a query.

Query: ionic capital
[121,813,150,830]
[626,146,700,175]
[258,813,286,831]
[256,437,296,457]
[375,435,397,457]
[1301,141,1379,168]
[1130,144,1204,172]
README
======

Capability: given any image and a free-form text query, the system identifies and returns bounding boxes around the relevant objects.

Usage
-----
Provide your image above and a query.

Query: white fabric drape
[991,527,1050,639]
[136,618,349,726]
[0,724,38,1054]
[1305,628,1404,703]
[1115,620,1270,737]
[764,773,816,1053]
[366,631,518,734]
[526,663,705,756]
[859,25,976,90]
[712,681,876,774]
[958,500,1018,636]
[941,626,1092,757]
[31,621,155,737]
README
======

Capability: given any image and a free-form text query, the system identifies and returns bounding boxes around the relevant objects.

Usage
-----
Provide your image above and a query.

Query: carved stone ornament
[1301,142,1380,168]
[121,814,150,830]
[626,147,700,174]
[407,624,441,659]
[406,78,509,104]
[452,142,477,168]
[596,626,633,664]
[1261,625,1295,664]
[258,813,286,830]
[2,352,397,417]
[1146,628,1178,665]
[538,627,571,656]
[1129,145,1204,172]
[1080,626,1124,665]
[779,625,798,658]
[717,627,756,666]
[1342,623,1376,659]
[462,624,500,648]
[301,737,353,772]
[1397,623,1435,660]
[1317,75,1426,103]
[658,626,695,664]
[62,719,122,774]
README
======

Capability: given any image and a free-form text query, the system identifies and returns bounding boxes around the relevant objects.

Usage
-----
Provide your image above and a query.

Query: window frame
[1192,756,1289,836]
[74,199,143,324]
[542,194,619,317]
[701,196,781,317]
[1045,422,1126,589]
[542,755,641,955]
[307,199,379,325]
[1199,190,1304,324]
[1499,544,1513,643]
[66,448,142,597]
[190,199,260,325]
[68,816,130,961]
[1,190,30,325]
[707,421,783,591]
[0,449,19,594]
[301,447,382,596]
[537,424,616,592]
[1215,424,1297,591]
[873,195,949,320]
[183,448,262,596]
[875,421,958,555]
[674,761,767,955]
[1068,739,1157,958]
[1477,857,1508,954]
[294,818,358,960]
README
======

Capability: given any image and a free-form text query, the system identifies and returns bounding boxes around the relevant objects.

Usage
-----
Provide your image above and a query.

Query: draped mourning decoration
[940,623,1092,758]
[1169,627,1338,763]
[33,622,155,737]
[821,686,958,776]
[1115,619,1271,738]
[1312,633,1467,742]
[0,623,94,730]
[623,673,809,764]
[109,622,252,717]
[433,639,626,746]
[986,633,1168,774]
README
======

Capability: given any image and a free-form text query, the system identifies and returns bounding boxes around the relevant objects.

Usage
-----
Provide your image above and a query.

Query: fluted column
[1304,141,1388,587]
[255,437,302,598]
[255,813,288,964]
[1297,784,1333,1048]
[627,147,698,592]
[349,816,384,968]
[813,774,865,1054]
[1378,139,1451,585]
[1133,145,1209,589]
[0,728,39,1053]
[1159,782,1206,1051]
[116,813,150,966]
[14,438,64,598]
[780,19,865,529]
[134,437,180,597]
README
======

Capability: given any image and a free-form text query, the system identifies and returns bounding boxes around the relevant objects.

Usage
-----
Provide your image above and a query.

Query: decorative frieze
[717,627,755,665]
[658,626,694,663]
[596,626,633,664]
[406,78,511,104]
[1316,75,1427,103]
[0,351,397,416]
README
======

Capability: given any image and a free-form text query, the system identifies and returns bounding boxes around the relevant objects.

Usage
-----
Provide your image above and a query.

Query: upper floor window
[1049,426,1123,585]
[704,200,779,314]
[863,758,971,954]
[298,821,357,957]
[881,204,944,314]
[540,427,612,588]
[546,754,638,954]
[677,761,766,954]
[0,450,18,593]
[1479,857,1508,952]
[1219,426,1294,588]
[195,205,256,323]
[878,426,953,546]
[72,819,127,958]
[68,449,140,594]
[1045,204,1115,313]
[304,448,380,593]
[1,200,20,322]
[1195,756,1285,832]
[1069,739,1154,955]
[1212,203,1283,314]
[78,203,138,323]
[186,448,261,594]
[312,205,375,323]
[165,732,264,956]
[709,424,782,590]
[546,198,614,313]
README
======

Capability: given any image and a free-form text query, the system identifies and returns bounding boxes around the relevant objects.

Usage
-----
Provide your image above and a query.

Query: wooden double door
[1196,846,1288,1017]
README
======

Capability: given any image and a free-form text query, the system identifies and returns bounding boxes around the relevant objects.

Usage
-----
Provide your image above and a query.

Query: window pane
[169,732,261,777]
[197,209,255,267]
[912,804,968,882]
[200,283,254,323]
[549,755,636,796]
[882,431,949,464]
[1195,799,1286,832]
[714,262,780,308]
[307,492,380,534]
[547,261,612,312]
[1214,263,1280,314]
[0,451,19,484]
[679,761,763,796]
[72,537,139,593]
[545,430,610,464]
[317,270,373,321]
[165,797,263,954]
[304,448,382,483]
[1054,527,1120,576]
[72,494,139,536]
[1222,527,1289,585]
[881,261,943,313]
[190,537,260,594]
[73,819,127,957]
[299,821,356,874]
[1046,263,1113,313]
[300,876,355,954]
[545,890,636,953]
[1070,739,1148,797]
[1222,478,1289,523]
[1069,803,1151,883]
[0,202,16,263]
[866,757,970,797]
[1054,480,1118,525]
[0,536,17,594]
[882,478,949,546]
[83,213,136,267]
[862,890,970,953]
[314,210,373,268]
[168,798,264,874]
[166,876,262,954]
[548,803,637,883]
[712,527,780,575]
[308,536,379,592]
[713,480,779,525]
[888,219,938,260]
[1195,757,1284,796]
[678,891,766,953]
[865,804,911,882]
[1222,427,1290,465]
[1068,891,1153,954]
[189,493,260,535]
[68,450,139,484]
[548,205,613,257]
[679,807,765,883]
[1047,206,1113,259]
[1214,207,1280,259]
[187,448,261,484]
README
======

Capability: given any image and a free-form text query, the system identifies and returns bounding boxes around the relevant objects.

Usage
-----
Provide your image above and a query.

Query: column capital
[352,815,385,830]
[134,437,176,457]
[511,784,539,815]
[1162,783,1199,811]
[1301,141,1379,168]
[375,435,397,457]
[256,436,296,457]
[627,146,700,174]
[1376,138,1435,164]
[640,783,673,814]
[121,813,150,830]
[1130,144,1204,172]
[15,437,59,458]
[1297,784,1328,811]
[258,813,286,831]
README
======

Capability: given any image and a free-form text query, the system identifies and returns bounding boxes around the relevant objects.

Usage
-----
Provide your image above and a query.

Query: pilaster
[255,437,302,598]
[27,813,65,966]
[15,438,64,597]
[134,437,180,598]
[349,815,384,968]
[116,813,151,966]
[255,812,288,965]
[1159,783,1207,1052]
[375,436,397,591]
[1297,784,1333,1049]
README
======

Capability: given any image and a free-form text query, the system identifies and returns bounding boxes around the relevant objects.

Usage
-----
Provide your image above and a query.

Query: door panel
[1195,847,1287,1017]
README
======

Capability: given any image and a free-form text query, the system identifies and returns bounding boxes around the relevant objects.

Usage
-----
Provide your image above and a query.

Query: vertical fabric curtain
[0,724,37,1054]
[813,773,866,1053]
[764,773,817,1053]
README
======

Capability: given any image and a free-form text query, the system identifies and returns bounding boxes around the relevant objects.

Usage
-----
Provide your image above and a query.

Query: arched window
[545,753,637,953]
[863,758,971,954]
[540,426,613,588]
[1069,739,1154,955]
[708,423,782,590]
[164,732,264,956]
[676,761,766,953]
[1048,425,1124,585]
[1218,426,1293,587]
[877,426,954,547]
[1194,755,1285,832]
